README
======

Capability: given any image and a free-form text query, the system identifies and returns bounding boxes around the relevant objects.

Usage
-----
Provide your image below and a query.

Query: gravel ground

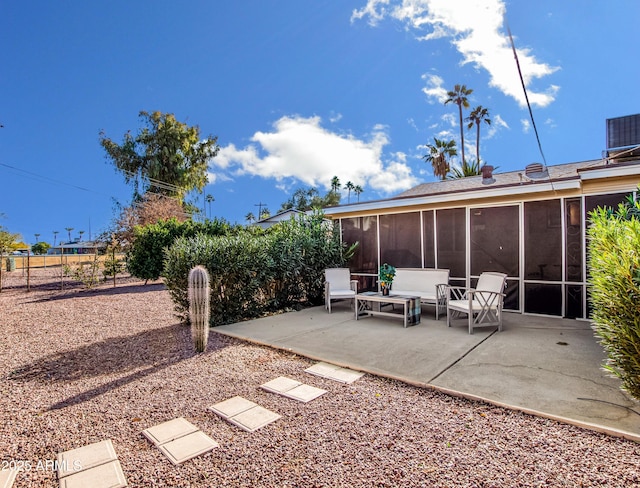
[1,270,639,487]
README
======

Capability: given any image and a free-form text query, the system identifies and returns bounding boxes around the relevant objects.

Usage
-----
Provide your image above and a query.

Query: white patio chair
[446,272,507,334]
[324,268,358,313]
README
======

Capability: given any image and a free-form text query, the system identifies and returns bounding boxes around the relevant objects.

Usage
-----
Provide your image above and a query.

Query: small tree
[31,242,51,255]
[0,227,21,292]
[588,190,640,400]
[110,192,190,251]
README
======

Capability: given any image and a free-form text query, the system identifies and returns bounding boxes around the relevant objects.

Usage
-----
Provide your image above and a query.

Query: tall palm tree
[445,84,473,166]
[205,194,215,219]
[330,176,341,195]
[345,181,355,203]
[422,138,457,181]
[78,230,85,242]
[34,233,40,243]
[65,227,74,244]
[354,185,363,202]
[466,106,491,165]
[245,212,255,224]
[52,230,59,248]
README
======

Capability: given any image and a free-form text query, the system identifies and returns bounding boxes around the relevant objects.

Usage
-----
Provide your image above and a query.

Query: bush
[588,191,640,400]
[127,217,231,282]
[164,211,356,325]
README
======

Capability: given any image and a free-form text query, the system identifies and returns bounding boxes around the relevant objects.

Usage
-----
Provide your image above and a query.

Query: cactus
[188,265,211,352]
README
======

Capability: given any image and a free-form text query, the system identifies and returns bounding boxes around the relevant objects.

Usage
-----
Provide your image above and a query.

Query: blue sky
[1,1,639,245]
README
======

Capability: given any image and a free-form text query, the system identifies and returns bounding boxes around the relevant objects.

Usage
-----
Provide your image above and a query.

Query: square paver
[57,439,118,479]
[305,362,364,384]
[157,431,219,466]
[285,384,327,402]
[209,396,257,418]
[209,397,281,432]
[142,417,199,446]
[0,468,18,488]
[231,405,281,432]
[59,460,126,488]
[261,376,327,402]
[261,376,301,393]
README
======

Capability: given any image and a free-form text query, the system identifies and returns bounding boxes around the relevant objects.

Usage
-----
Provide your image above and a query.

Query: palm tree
[466,106,491,165]
[205,194,215,219]
[422,138,457,180]
[259,208,271,220]
[34,233,40,243]
[354,185,363,202]
[65,227,74,244]
[52,230,59,248]
[245,212,255,224]
[330,176,341,195]
[447,159,481,179]
[78,230,85,242]
[345,181,355,203]
[445,84,473,166]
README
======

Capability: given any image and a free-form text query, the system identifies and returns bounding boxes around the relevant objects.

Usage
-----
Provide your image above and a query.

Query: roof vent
[524,162,548,180]
[481,165,495,185]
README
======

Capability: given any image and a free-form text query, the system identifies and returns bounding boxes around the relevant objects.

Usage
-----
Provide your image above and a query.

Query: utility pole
[255,202,266,220]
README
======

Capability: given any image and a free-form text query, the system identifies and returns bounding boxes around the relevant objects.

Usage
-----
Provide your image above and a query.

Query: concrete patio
[214,302,640,442]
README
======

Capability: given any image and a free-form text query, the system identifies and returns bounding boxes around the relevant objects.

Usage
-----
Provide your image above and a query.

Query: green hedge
[164,211,356,325]
[588,192,640,400]
[127,218,231,281]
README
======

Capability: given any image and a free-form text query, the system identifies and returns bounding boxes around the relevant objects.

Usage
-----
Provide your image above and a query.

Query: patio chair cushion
[390,268,450,319]
[324,268,357,313]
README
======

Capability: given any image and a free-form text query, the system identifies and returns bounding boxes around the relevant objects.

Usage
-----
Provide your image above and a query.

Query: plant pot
[381,285,390,296]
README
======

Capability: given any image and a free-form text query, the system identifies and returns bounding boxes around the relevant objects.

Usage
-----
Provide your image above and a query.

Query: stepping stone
[58,460,126,488]
[0,468,18,488]
[56,439,126,488]
[156,431,219,466]
[260,376,327,402]
[209,396,281,432]
[305,361,364,384]
[142,418,218,466]
[57,439,118,478]
[142,417,199,446]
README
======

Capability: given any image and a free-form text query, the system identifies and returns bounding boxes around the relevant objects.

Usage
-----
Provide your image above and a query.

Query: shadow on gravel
[28,282,166,302]
[6,322,231,410]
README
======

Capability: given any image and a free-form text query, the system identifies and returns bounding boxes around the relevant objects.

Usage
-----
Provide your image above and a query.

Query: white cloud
[521,118,531,133]
[354,0,559,107]
[421,73,448,103]
[210,115,418,196]
[486,113,509,138]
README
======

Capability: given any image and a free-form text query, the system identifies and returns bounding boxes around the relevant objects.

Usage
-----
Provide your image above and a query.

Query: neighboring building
[254,209,307,229]
[49,240,107,255]
[324,115,640,320]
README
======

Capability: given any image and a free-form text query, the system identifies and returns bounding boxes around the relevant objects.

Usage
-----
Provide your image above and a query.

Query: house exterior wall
[327,162,640,319]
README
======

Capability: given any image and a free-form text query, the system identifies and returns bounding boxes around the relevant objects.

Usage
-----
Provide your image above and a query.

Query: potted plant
[379,263,396,296]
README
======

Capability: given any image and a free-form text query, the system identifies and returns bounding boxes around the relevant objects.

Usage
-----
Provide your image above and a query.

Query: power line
[0,162,113,198]
[506,23,549,169]
[506,21,556,193]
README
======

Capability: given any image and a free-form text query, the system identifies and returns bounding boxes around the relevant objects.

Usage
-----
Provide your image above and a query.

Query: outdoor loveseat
[389,268,450,319]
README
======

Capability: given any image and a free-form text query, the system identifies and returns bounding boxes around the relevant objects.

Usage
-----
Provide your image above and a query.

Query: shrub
[127,217,231,282]
[164,211,356,325]
[588,191,640,400]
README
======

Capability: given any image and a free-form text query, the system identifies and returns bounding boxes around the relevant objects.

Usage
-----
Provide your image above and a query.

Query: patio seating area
[214,301,640,442]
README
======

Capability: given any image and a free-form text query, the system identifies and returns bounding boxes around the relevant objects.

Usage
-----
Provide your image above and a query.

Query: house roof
[323,158,640,216]
[257,209,306,223]
[394,159,601,199]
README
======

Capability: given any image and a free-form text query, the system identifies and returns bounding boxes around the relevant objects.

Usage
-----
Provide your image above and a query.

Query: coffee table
[355,292,421,327]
